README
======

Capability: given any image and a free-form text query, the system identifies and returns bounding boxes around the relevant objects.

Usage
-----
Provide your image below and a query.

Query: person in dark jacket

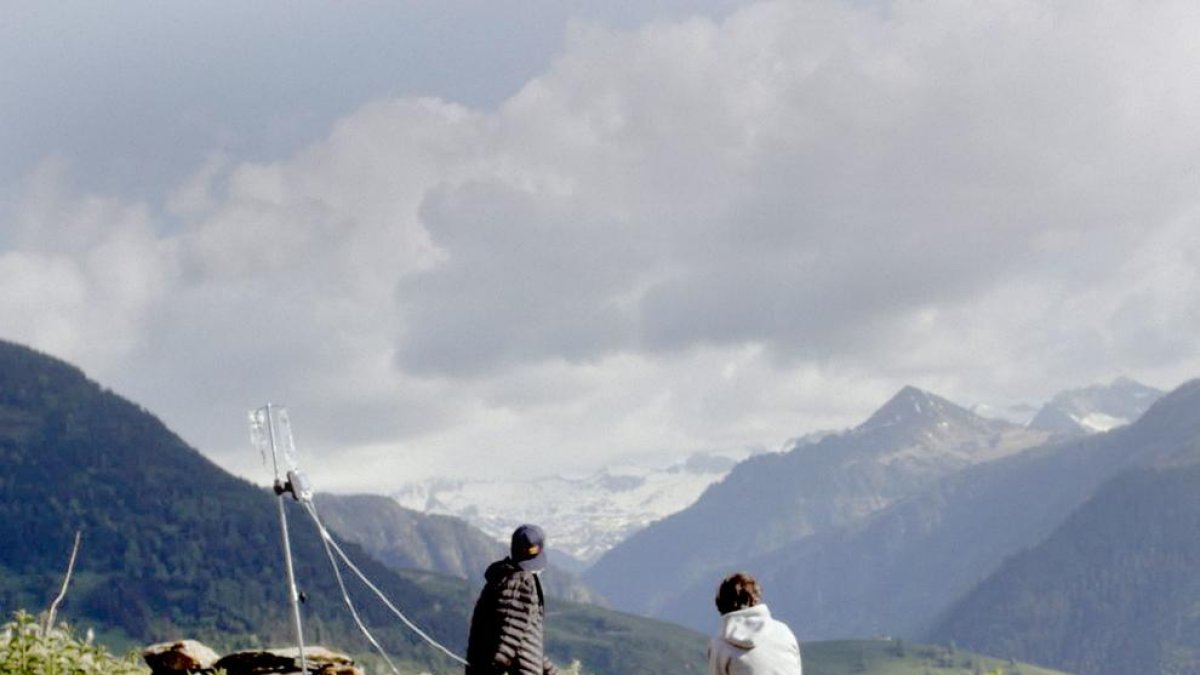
[466,524,558,675]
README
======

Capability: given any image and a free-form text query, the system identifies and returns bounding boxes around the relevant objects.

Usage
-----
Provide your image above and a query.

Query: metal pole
[267,404,309,673]
[276,496,308,672]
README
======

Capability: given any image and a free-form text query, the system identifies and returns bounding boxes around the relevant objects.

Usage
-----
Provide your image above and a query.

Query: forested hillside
[931,464,1200,675]
[0,340,706,673]
[0,340,470,666]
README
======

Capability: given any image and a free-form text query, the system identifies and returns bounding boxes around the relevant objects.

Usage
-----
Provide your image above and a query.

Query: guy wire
[304,499,403,675]
[301,499,471,667]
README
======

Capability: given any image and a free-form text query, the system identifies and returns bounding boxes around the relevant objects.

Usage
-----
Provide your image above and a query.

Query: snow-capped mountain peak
[1029,377,1164,435]
[840,386,1045,468]
[857,386,1002,436]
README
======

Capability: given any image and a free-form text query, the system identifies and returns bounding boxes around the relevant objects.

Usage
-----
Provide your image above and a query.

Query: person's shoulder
[492,563,536,585]
[770,618,801,648]
[484,558,521,582]
[707,632,732,661]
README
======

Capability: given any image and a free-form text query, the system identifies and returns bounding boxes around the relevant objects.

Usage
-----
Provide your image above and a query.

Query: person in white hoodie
[708,572,803,675]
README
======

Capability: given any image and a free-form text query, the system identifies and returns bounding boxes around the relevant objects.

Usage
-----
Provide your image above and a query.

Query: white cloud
[1,159,173,371]
[4,0,1200,486]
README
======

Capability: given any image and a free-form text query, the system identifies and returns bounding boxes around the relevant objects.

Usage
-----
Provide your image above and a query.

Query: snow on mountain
[848,386,1046,467]
[971,401,1041,426]
[1029,377,1164,435]
[392,379,1155,570]
[584,385,1055,620]
[393,452,744,565]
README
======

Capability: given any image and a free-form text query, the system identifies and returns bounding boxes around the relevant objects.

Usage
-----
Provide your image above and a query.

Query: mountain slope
[659,378,1200,639]
[315,493,603,604]
[585,386,1050,617]
[0,340,705,673]
[930,463,1200,675]
[315,493,502,581]
[0,341,411,652]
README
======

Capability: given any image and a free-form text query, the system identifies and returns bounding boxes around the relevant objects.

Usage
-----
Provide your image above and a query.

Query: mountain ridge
[584,384,1051,618]
[857,386,1004,437]
[652,377,1200,640]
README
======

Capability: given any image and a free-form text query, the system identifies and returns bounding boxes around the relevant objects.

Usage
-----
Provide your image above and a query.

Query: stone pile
[143,640,364,675]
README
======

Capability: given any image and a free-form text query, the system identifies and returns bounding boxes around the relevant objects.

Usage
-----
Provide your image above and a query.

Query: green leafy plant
[0,610,147,675]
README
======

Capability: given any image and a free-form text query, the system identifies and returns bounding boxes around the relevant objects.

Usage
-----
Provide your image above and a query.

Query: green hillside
[930,464,1200,675]
[804,639,1071,675]
[0,340,705,673]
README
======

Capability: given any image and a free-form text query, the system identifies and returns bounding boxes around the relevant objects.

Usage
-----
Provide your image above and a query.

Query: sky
[3,0,1200,493]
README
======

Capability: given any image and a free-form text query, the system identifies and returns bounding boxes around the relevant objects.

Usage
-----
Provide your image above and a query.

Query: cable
[251,405,469,669]
[304,500,404,675]
[312,506,470,666]
[301,499,471,667]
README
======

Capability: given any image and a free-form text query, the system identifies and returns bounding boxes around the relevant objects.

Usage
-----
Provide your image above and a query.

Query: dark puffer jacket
[466,558,558,675]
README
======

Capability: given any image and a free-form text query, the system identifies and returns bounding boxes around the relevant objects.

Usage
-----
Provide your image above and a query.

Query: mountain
[394,452,742,565]
[315,493,604,604]
[971,401,1041,426]
[930,447,1200,673]
[0,339,707,673]
[1028,377,1163,435]
[314,493,502,580]
[931,464,1200,674]
[584,386,1051,618]
[658,378,1200,642]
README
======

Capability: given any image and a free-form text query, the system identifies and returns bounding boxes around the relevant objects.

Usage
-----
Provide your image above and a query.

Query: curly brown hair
[715,572,763,615]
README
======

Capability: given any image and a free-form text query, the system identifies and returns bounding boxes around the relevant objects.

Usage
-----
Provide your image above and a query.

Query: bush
[0,610,147,674]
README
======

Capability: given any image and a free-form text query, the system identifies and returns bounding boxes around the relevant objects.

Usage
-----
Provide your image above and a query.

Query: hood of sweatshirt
[719,604,775,649]
[484,558,521,583]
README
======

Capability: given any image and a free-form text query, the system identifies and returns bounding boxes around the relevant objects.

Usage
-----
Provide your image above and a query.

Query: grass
[803,639,1073,675]
[1,607,1078,675]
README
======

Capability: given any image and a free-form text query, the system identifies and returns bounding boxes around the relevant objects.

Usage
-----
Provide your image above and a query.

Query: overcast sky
[4,0,1200,492]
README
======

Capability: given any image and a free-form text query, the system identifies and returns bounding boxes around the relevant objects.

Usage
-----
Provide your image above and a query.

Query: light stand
[250,403,310,674]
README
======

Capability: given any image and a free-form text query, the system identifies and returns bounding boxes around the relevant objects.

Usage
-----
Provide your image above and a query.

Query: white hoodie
[707,604,803,675]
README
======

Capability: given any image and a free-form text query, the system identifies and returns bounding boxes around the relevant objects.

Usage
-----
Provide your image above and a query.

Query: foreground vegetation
[0,611,147,675]
[2,607,1078,675]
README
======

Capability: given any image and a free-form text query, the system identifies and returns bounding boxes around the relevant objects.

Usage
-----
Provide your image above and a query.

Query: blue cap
[511,524,547,572]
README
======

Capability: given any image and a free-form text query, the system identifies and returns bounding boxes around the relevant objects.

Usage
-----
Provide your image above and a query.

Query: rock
[214,646,361,675]
[142,639,221,673]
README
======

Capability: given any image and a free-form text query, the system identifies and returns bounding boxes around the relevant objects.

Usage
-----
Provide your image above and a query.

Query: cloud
[4,0,1200,484]
[395,0,1200,377]
[0,159,173,371]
